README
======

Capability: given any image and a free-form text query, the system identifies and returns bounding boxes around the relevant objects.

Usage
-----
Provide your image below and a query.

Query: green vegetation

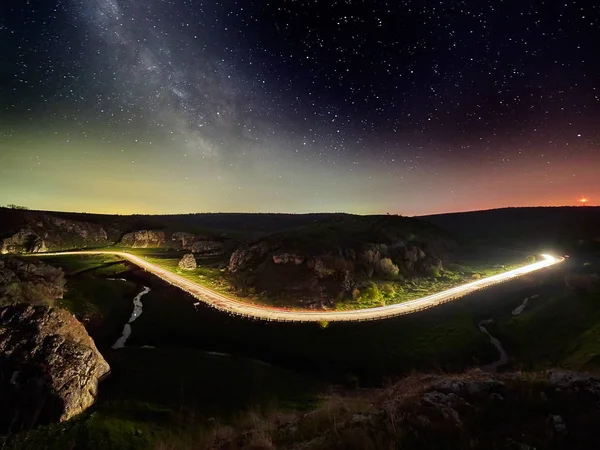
[0,348,322,450]
[486,261,600,371]
[26,254,137,347]
[33,254,125,275]
[114,245,535,311]
[335,258,531,311]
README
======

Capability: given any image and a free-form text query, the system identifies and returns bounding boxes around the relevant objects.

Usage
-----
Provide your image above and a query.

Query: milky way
[1,1,599,214]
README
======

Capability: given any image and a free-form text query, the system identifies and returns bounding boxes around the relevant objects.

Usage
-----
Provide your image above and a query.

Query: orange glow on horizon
[580,197,588,205]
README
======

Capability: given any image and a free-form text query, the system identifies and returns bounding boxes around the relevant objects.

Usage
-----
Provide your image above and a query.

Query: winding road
[36,251,563,323]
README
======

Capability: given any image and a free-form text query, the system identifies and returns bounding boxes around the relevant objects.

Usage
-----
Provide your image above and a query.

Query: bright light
[580,197,588,205]
[541,253,557,263]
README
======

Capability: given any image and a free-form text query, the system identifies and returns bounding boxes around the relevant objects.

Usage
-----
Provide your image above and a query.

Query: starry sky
[1,0,599,216]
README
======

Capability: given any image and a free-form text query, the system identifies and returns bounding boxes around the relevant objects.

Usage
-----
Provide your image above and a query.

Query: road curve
[34,251,563,323]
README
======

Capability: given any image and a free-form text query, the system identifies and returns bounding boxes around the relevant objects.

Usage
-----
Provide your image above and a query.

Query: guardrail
[27,251,564,323]
[142,259,563,323]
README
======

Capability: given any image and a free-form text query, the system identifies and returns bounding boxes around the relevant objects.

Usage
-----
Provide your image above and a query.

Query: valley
[1,207,600,449]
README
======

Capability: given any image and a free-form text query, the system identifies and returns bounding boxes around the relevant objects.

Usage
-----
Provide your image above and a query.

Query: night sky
[1,0,599,215]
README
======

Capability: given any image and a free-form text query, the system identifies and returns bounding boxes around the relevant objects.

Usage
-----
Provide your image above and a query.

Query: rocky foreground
[0,304,110,430]
[0,258,110,431]
[178,369,600,450]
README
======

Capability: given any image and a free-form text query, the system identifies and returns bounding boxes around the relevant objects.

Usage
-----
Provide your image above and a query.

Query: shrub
[378,258,399,278]
[428,266,441,278]
[357,281,382,306]
[380,283,396,299]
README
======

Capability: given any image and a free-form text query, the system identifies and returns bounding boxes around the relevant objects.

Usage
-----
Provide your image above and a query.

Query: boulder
[178,253,197,270]
[0,304,110,429]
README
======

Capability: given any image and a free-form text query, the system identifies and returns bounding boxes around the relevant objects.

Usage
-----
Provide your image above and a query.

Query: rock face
[120,230,225,255]
[228,242,274,273]
[226,232,445,307]
[171,232,225,255]
[178,253,197,270]
[188,240,224,255]
[0,304,110,429]
[120,230,166,248]
[229,241,441,279]
[1,215,109,254]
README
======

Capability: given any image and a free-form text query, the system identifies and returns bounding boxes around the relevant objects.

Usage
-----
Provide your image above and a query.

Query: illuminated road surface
[36,251,563,323]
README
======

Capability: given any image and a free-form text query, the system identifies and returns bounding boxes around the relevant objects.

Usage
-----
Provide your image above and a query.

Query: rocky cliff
[0,304,110,430]
[0,214,110,254]
[226,215,449,307]
[120,230,167,248]
[120,230,225,255]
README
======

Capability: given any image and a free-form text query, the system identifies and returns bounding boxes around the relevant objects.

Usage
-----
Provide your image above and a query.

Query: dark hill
[423,206,600,252]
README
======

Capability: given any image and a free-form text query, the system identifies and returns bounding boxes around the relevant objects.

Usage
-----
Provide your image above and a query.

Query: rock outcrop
[178,253,197,270]
[171,232,225,254]
[183,369,600,450]
[228,242,275,273]
[120,230,225,254]
[1,215,109,254]
[188,240,224,255]
[0,304,110,430]
[226,236,444,307]
[120,230,167,248]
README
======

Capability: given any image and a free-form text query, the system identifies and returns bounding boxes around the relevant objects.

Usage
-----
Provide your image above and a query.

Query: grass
[28,254,125,275]
[0,348,323,450]
[485,259,600,371]
[335,258,531,311]
[39,253,563,384]
[1,252,576,450]
[29,254,139,348]
[104,245,535,312]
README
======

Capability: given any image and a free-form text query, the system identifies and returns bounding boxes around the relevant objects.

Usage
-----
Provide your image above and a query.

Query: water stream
[478,319,508,372]
[112,286,151,349]
[512,294,538,316]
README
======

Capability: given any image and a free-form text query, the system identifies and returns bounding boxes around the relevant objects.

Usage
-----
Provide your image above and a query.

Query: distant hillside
[0,207,346,253]
[423,206,600,252]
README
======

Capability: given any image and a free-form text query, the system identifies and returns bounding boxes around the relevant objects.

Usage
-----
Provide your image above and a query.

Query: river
[478,319,508,372]
[112,286,151,349]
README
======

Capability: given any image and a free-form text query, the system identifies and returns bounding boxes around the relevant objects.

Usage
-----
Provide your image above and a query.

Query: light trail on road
[34,251,563,322]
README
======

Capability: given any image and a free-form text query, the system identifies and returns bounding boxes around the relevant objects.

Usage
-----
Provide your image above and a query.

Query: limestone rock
[178,253,197,270]
[171,231,196,249]
[1,214,110,254]
[273,253,304,265]
[1,229,38,254]
[0,304,110,429]
[228,242,274,273]
[120,230,166,248]
[189,240,224,255]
